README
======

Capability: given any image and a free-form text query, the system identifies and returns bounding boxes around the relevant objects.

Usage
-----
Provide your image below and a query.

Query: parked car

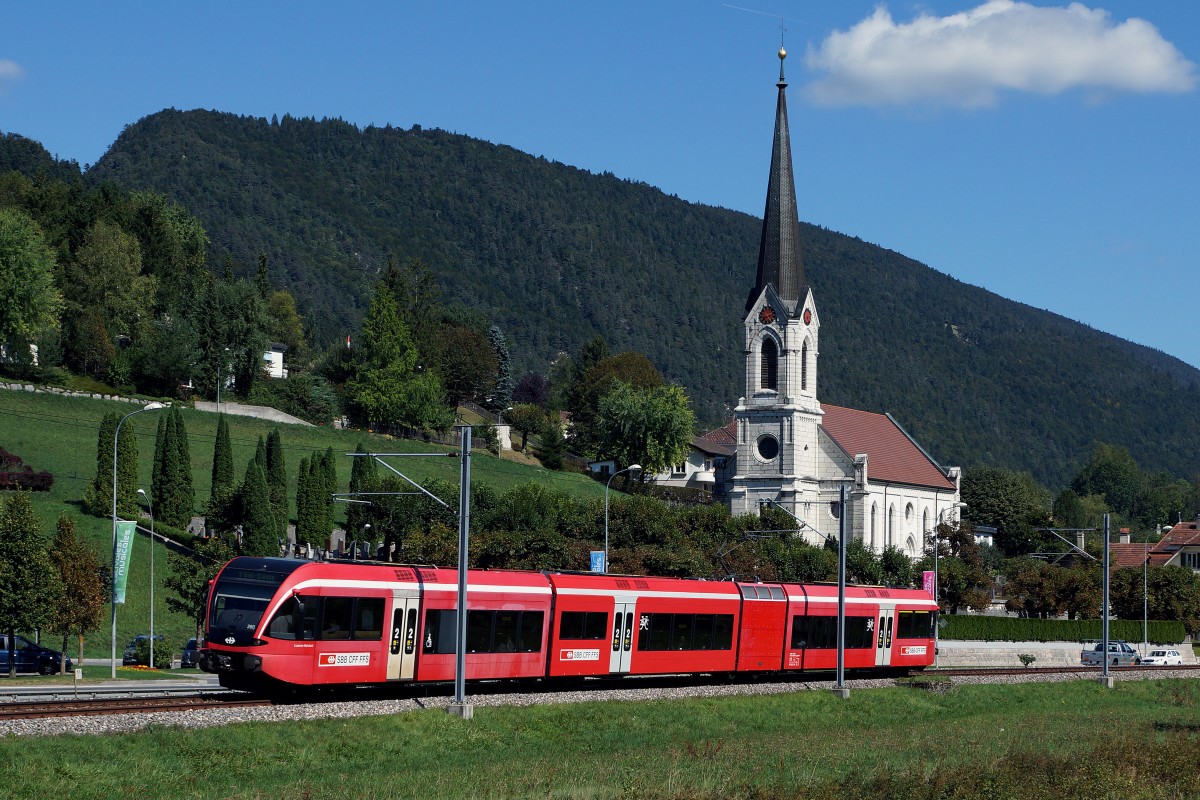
[1080,639,1140,667]
[179,638,200,669]
[0,634,72,675]
[1140,649,1183,666]
[122,634,165,666]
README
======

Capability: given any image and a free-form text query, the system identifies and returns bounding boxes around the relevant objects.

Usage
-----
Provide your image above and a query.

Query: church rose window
[756,435,779,460]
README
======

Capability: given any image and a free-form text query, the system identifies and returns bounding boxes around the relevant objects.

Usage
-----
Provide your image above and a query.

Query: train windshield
[208,558,304,646]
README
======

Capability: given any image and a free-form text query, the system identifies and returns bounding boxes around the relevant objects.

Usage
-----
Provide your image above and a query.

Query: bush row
[942,614,1187,644]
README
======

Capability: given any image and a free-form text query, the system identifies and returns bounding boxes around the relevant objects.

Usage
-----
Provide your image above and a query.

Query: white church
[654,50,962,558]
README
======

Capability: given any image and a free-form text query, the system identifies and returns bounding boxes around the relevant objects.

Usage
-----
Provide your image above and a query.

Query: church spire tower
[747,47,808,315]
[729,47,822,518]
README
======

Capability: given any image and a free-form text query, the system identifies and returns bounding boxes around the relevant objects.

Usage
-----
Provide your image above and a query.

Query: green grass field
[1,679,1198,799]
[0,389,606,663]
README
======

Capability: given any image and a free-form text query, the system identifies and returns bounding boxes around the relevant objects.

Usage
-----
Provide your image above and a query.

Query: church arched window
[760,338,778,391]
[801,342,808,391]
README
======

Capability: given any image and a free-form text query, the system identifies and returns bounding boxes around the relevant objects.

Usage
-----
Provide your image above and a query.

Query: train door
[608,600,635,674]
[386,596,420,681]
[875,608,895,666]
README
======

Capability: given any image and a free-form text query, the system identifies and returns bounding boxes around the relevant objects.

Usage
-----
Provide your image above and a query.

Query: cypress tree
[320,447,337,537]
[294,457,314,545]
[151,412,169,514]
[211,415,234,496]
[115,417,140,518]
[165,408,194,528]
[265,428,287,540]
[345,442,377,539]
[83,413,118,515]
[239,460,276,557]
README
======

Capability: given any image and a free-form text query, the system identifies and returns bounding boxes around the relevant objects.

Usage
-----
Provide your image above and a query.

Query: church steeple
[747,47,807,315]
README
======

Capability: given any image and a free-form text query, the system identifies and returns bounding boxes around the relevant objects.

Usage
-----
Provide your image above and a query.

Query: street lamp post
[216,347,230,415]
[111,402,165,678]
[136,489,155,669]
[604,464,641,573]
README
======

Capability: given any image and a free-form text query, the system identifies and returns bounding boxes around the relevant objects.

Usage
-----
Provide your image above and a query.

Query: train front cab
[203,558,423,690]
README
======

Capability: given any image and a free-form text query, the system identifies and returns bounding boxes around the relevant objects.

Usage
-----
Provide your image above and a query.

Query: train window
[638,614,735,651]
[322,597,353,640]
[518,612,544,653]
[467,610,492,653]
[791,616,875,649]
[769,587,785,600]
[267,596,319,640]
[895,611,935,639]
[559,611,608,640]
[423,609,458,654]
[353,598,384,641]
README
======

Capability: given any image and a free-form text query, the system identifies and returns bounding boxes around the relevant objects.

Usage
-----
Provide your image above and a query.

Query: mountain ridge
[3,110,1197,488]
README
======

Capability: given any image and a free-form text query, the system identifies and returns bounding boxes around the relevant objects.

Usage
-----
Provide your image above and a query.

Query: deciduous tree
[0,207,62,353]
[0,493,59,677]
[48,515,105,670]
[594,381,694,474]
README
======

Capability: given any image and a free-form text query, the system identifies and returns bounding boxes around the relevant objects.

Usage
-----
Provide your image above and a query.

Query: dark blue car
[180,638,200,669]
[0,634,72,675]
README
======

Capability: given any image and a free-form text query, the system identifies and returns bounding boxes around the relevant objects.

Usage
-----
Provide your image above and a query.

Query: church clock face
[803,308,812,325]
[759,306,776,324]
[756,434,779,461]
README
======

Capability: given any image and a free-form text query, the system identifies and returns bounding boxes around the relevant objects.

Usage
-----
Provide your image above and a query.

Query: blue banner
[113,520,137,604]
[590,551,605,573]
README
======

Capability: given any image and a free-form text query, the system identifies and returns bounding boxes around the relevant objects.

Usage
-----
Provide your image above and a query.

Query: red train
[198,556,936,691]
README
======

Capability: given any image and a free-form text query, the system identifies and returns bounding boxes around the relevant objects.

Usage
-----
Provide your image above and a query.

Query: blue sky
[3,2,1197,369]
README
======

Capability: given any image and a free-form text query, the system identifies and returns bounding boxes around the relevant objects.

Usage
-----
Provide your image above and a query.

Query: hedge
[941,615,1186,645]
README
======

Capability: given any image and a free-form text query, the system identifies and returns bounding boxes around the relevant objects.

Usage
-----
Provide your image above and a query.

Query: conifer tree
[116,416,140,518]
[265,428,287,540]
[211,415,234,495]
[83,412,118,515]
[0,494,60,677]
[346,442,377,539]
[239,459,276,557]
[488,324,514,412]
[165,408,194,528]
[151,412,169,514]
[320,447,337,536]
[294,456,315,545]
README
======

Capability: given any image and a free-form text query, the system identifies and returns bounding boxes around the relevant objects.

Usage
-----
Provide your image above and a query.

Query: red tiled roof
[1110,543,1152,568]
[1145,522,1200,566]
[820,404,956,490]
[700,420,737,446]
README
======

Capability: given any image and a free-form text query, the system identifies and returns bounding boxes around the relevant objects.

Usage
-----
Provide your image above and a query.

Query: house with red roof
[1110,518,1200,571]
[648,49,961,558]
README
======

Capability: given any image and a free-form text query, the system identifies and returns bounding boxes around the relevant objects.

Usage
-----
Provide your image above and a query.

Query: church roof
[820,404,956,490]
[747,50,807,316]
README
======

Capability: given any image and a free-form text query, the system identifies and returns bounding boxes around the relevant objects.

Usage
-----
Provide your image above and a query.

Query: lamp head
[629,464,642,472]
[144,401,166,411]
[137,489,147,496]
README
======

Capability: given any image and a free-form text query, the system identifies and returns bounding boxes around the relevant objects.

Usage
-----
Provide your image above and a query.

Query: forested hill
[6,110,1199,487]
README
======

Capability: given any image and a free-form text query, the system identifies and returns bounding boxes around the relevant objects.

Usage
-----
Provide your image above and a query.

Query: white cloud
[803,1,1197,107]
[0,60,24,83]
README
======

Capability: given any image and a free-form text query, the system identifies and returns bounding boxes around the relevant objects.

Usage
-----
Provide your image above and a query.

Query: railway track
[2,663,1197,722]
[927,663,1200,678]
[0,694,272,721]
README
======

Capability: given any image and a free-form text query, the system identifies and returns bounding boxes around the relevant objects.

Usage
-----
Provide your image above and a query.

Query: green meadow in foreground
[2,679,1198,799]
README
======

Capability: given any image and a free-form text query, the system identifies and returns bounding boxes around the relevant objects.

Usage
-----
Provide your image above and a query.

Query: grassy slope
[0,389,606,661]
[2,680,1198,798]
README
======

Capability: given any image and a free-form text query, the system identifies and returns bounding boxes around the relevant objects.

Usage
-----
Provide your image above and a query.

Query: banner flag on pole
[922,570,935,596]
[113,520,137,604]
